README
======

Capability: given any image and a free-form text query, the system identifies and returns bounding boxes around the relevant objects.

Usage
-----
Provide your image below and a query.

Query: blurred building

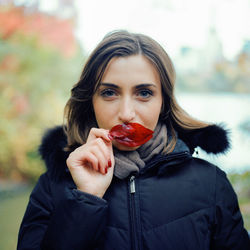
[175,25,224,74]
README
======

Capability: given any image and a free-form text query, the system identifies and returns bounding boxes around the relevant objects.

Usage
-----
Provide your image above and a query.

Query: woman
[17,30,250,250]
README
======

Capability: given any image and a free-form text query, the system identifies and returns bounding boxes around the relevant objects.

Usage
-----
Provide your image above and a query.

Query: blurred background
[0,0,249,249]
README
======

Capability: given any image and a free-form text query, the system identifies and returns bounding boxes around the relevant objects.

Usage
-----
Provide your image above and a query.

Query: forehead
[101,55,160,85]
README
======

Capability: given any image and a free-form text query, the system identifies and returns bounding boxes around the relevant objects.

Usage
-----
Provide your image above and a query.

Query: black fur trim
[38,124,231,175]
[39,126,69,177]
[178,123,231,155]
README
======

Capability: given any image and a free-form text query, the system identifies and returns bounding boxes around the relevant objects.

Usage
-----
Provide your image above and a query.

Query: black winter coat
[17,125,250,250]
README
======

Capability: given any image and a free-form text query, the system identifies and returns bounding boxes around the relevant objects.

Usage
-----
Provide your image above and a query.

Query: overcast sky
[74,0,250,59]
[32,0,250,59]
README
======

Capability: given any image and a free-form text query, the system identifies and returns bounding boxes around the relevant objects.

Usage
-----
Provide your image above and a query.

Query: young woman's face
[92,55,162,150]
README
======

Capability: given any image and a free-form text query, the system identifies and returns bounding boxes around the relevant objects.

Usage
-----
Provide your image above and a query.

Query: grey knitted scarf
[113,123,168,179]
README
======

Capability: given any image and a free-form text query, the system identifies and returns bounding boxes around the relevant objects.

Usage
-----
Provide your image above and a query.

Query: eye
[137,89,153,99]
[100,88,117,98]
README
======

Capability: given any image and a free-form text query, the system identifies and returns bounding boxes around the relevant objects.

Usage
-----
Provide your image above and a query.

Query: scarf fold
[113,123,168,179]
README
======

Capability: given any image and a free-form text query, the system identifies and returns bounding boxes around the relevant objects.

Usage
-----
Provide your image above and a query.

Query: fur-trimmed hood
[39,124,230,174]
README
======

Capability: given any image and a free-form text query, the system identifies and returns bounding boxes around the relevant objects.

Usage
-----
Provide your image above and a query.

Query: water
[177,93,250,173]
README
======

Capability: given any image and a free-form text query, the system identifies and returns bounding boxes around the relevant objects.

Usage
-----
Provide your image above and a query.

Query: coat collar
[38,124,230,176]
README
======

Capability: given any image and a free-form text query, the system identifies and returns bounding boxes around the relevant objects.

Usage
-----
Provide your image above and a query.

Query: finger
[76,142,108,174]
[100,139,114,169]
[89,147,107,175]
[69,150,99,172]
[95,138,111,163]
[81,152,99,172]
[71,139,110,173]
[105,141,114,168]
[90,137,113,172]
[87,128,111,143]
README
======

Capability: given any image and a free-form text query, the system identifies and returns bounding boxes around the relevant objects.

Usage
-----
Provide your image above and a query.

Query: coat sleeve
[211,167,250,250]
[17,172,108,250]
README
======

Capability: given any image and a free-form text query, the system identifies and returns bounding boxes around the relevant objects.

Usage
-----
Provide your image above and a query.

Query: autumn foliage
[0,4,85,182]
[0,4,77,57]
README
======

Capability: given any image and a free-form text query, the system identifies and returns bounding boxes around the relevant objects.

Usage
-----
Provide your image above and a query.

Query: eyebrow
[99,83,157,89]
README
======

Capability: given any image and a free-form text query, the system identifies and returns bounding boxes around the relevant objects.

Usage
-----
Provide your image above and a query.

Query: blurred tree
[176,50,250,93]
[176,39,250,93]
[0,3,85,182]
[212,49,250,93]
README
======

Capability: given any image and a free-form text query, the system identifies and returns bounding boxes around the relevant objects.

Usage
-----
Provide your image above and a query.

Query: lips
[109,123,153,147]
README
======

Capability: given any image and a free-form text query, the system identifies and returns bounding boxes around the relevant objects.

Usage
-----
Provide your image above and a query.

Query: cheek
[93,102,116,128]
[138,102,162,129]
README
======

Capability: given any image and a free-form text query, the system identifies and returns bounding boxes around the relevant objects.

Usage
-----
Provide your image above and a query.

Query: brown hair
[64,30,209,152]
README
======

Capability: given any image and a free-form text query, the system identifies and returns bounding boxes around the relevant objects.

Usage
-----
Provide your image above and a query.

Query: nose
[118,98,135,123]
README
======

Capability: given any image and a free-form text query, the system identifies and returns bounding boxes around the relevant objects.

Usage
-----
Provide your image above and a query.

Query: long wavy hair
[64,30,209,152]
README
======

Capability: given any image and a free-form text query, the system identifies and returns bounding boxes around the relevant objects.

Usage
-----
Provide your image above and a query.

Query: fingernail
[108,134,113,140]
[108,159,112,168]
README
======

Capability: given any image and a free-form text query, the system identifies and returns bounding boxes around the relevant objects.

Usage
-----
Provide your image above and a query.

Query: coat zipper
[128,152,190,249]
[129,175,139,250]
[130,175,136,194]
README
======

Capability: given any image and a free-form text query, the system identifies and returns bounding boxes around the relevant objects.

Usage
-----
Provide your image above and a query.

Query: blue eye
[100,89,116,97]
[137,89,153,98]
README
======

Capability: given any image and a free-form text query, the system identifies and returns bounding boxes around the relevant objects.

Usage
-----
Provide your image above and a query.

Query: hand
[66,128,114,198]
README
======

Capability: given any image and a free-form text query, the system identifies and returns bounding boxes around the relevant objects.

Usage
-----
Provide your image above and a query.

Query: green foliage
[0,187,33,250]
[0,29,85,182]
[228,171,250,231]
[228,171,250,204]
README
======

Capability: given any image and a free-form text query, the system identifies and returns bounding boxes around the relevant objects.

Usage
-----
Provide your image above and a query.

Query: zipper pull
[130,176,136,193]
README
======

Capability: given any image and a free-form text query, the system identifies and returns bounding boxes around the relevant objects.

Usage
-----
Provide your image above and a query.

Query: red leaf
[109,123,153,147]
